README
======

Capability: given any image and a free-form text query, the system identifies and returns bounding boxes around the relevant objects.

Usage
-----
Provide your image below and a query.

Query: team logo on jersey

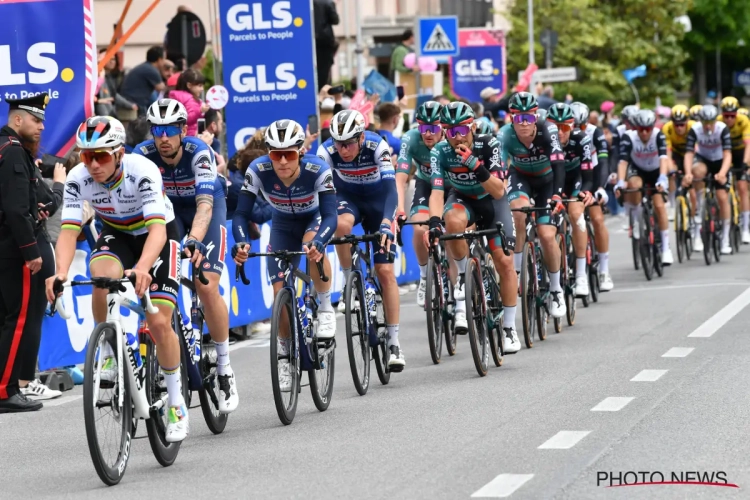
[140,143,156,154]
[323,173,334,190]
[305,162,321,173]
[379,149,391,162]
[366,141,378,150]
[326,146,336,155]
[256,162,272,171]
[184,142,198,153]
[138,177,153,192]
[195,155,212,170]
[245,175,253,187]
[65,181,80,198]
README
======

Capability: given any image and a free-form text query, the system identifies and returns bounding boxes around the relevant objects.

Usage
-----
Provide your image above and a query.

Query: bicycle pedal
[389,364,404,373]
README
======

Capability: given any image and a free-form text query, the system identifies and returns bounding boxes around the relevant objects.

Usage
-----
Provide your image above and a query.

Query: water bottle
[126,332,142,369]
[483,271,491,303]
[192,328,201,363]
[365,281,377,318]
[298,296,309,330]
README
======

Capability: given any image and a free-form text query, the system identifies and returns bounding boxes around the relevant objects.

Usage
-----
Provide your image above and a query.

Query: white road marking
[471,474,535,498]
[229,338,270,352]
[44,395,82,407]
[591,397,634,412]
[688,286,750,337]
[611,282,749,294]
[662,347,694,358]
[630,369,667,382]
[538,431,591,449]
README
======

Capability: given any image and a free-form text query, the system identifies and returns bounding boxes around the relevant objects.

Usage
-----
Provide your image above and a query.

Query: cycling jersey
[497,122,565,196]
[61,154,174,236]
[430,135,503,199]
[661,120,695,156]
[718,113,750,151]
[396,128,433,182]
[685,122,732,163]
[619,129,668,172]
[134,137,219,211]
[561,130,595,195]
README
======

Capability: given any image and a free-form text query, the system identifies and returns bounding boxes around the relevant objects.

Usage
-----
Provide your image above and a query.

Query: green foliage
[201,49,219,88]
[684,0,750,51]
[555,82,614,110]
[506,0,691,106]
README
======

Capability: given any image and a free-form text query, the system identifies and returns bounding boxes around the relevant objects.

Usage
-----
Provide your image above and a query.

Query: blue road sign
[417,16,459,57]
[734,70,750,87]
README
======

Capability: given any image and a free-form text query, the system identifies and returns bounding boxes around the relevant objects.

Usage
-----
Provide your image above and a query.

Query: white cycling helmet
[265,119,305,149]
[146,98,188,125]
[330,110,365,141]
[76,116,126,150]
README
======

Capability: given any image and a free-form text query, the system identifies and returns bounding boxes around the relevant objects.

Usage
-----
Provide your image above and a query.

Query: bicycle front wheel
[270,288,299,425]
[425,254,444,364]
[198,340,228,435]
[83,324,132,486]
[675,196,685,263]
[309,339,335,412]
[465,258,489,377]
[345,272,370,395]
[520,240,536,349]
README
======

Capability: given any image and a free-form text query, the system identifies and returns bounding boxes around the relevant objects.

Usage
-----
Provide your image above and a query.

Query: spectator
[227,148,273,237]
[480,86,505,118]
[433,95,451,106]
[119,46,167,116]
[124,117,153,154]
[95,49,136,117]
[537,85,558,110]
[313,0,339,90]
[204,108,224,154]
[169,69,209,136]
[588,110,600,127]
[155,60,177,100]
[376,103,402,154]
[390,29,416,80]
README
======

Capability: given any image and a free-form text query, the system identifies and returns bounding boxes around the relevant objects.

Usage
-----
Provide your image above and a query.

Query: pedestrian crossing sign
[417,16,460,57]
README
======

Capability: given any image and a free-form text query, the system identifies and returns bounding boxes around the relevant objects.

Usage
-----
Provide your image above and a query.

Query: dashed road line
[471,474,534,498]
[591,397,634,412]
[662,347,694,358]
[537,431,591,450]
[688,286,750,337]
[630,369,667,382]
[44,395,82,407]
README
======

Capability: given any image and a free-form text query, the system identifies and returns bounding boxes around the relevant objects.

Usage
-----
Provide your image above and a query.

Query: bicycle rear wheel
[560,233,573,329]
[373,292,391,385]
[630,211,640,270]
[425,254,444,364]
[345,272,370,395]
[465,258,489,376]
[535,246,549,342]
[639,211,653,280]
[486,269,504,367]
[309,339,335,412]
[587,221,599,303]
[520,240,536,349]
[145,334,188,467]
[83,324,132,486]
[675,197,685,263]
[443,257,457,356]
[270,288,299,425]
[198,340,228,435]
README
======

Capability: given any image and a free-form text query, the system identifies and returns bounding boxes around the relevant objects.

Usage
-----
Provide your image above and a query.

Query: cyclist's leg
[732,151,750,241]
[563,171,587,281]
[709,160,732,251]
[443,190,474,333]
[303,215,335,338]
[267,214,304,341]
[588,204,611,287]
[333,190,360,282]
[625,165,644,235]
[533,177,563,317]
[507,168,533,273]
[643,169,672,260]
[409,178,432,277]
[488,195,519,349]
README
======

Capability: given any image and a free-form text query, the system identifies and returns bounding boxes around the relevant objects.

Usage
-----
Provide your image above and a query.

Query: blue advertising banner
[450,29,506,103]
[0,0,95,156]
[38,221,420,371]
[220,0,319,157]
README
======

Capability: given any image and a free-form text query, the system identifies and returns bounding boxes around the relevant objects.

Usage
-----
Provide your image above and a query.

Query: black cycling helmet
[632,109,657,128]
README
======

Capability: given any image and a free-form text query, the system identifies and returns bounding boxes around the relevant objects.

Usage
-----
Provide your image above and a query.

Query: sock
[386,324,399,347]
[549,271,562,292]
[419,264,427,279]
[661,230,670,252]
[214,339,231,376]
[455,298,466,312]
[743,211,750,232]
[624,201,634,220]
[599,252,609,274]
[722,219,731,245]
[576,257,587,277]
[514,251,523,270]
[632,205,643,238]
[162,365,184,407]
[100,342,115,359]
[317,289,333,313]
[503,305,516,329]
[454,256,467,274]
[696,190,704,218]
[669,189,676,207]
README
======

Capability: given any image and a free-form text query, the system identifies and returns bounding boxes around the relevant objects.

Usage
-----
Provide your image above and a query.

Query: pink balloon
[403,53,416,69]
[418,57,438,72]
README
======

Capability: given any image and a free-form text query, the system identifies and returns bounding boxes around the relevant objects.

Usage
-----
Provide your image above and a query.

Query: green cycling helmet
[509,91,538,113]
[547,103,575,123]
[475,120,494,135]
[440,101,475,126]
[416,101,442,124]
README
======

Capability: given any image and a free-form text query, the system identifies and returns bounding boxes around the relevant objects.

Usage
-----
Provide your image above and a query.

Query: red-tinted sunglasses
[269,150,300,162]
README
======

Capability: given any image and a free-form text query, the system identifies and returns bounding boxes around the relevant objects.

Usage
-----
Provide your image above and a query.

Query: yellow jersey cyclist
[395,101,444,307]
[662,105,695,217]
[718,96,750,243]
[426,101,521,353]
[689,105,703,122]
[46,117,189,442]
[683,104,734,255]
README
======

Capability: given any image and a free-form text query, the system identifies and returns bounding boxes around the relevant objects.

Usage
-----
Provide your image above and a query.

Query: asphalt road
[2,216,748,499]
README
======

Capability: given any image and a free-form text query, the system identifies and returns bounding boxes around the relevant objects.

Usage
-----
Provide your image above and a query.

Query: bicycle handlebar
[180,248,209,286]
[49,275,159,320]
[245,249,329,283]
[396,217,433,246]
[439,222,511,256]
[329,231,394,263]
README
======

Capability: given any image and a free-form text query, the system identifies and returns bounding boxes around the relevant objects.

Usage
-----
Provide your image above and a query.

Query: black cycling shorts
[626,165,661,189]
[409,177,449,217]
[444,190,516,251]
[506,167,554,225]
[694,156,730,190]
[90,221,182,309]
[730,150,748,181]
[563,169,582,199]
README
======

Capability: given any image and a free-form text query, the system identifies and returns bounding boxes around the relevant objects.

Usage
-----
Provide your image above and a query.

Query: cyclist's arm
[189,147,217,241]
[593,128,609,188]
[683,128,697,176]
[395,138,413,214]
[55,170,87,275]
[742,118,750,164]
[375,140,398,224]
[720,127,733,176]
[545,124,566,196]
[657,132,669,176]
[428,149,445,219]
[480,137,507,199]
[580,135,596,193]
[136,173,168,271]
[231,167,261,243]
[617,133,633,182]
[315,192,337,246]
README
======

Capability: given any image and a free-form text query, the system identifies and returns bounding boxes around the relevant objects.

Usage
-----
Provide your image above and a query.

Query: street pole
[716,47,722,101]
[527,0,535,65]
[355,0,364,89]
[342,0,352,80]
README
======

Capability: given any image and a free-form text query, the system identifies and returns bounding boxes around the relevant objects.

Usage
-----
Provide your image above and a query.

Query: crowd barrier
[38,221,420,371]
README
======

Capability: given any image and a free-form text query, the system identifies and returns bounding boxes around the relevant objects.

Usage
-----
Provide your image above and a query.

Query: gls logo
[455,59,496,77]
[0,43,58,86]
[230,63,296,92]
[227,1,292,31]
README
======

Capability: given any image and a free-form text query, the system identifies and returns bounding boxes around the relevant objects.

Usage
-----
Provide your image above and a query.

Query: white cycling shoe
[575,275,589,297]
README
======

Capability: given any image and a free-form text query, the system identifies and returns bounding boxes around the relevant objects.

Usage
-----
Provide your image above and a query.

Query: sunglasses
[511,113,537,125]
[418,124,442,135]
[81,149,118,165]
[445,125,471,138]
[723,113,737,119]
[674,122,687,127]
[579,123,588,130]
[268,150,300,162]
[636,126,654,133]
[151,125,182,137]
[701,120,716,126]
[334,138,359,149]
[549,121,573,132]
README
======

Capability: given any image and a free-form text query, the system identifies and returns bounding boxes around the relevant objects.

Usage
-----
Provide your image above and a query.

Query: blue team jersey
[134,136,222,213]
[241,154,335,216]
[316,130,395,196]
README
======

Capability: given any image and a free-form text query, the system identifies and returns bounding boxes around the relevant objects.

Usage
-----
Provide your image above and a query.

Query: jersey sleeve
[685,128,698,153]
[316,143,335,168]
[192,144,217,198]
[430,147,445,191]
[663,123,673,151]
[374,139,396,180]
[483,136,504,178]
[545,124,566,196]
[396,132,415,174]
[136,161,168,227]
[240,163,262,197]
[498,126,511,168]
[313,165,336,194]
[656,131,668,157]
[594,128,609,158]
[721,126,733,150]
[60,165,86,232]
[619,133,634,158]
[579,135,596,192]
[742,117,750,145]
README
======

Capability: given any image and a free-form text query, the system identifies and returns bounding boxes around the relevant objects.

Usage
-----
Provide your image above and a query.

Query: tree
[506,0,691,106]
[684,0,750,51]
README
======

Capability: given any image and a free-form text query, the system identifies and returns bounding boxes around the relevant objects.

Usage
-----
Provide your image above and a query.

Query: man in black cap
[0,93,48,413]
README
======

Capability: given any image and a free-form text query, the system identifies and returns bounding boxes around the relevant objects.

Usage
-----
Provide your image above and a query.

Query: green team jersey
[497,122,565,177]
[430,135,502,199]
[396,128,433,181]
